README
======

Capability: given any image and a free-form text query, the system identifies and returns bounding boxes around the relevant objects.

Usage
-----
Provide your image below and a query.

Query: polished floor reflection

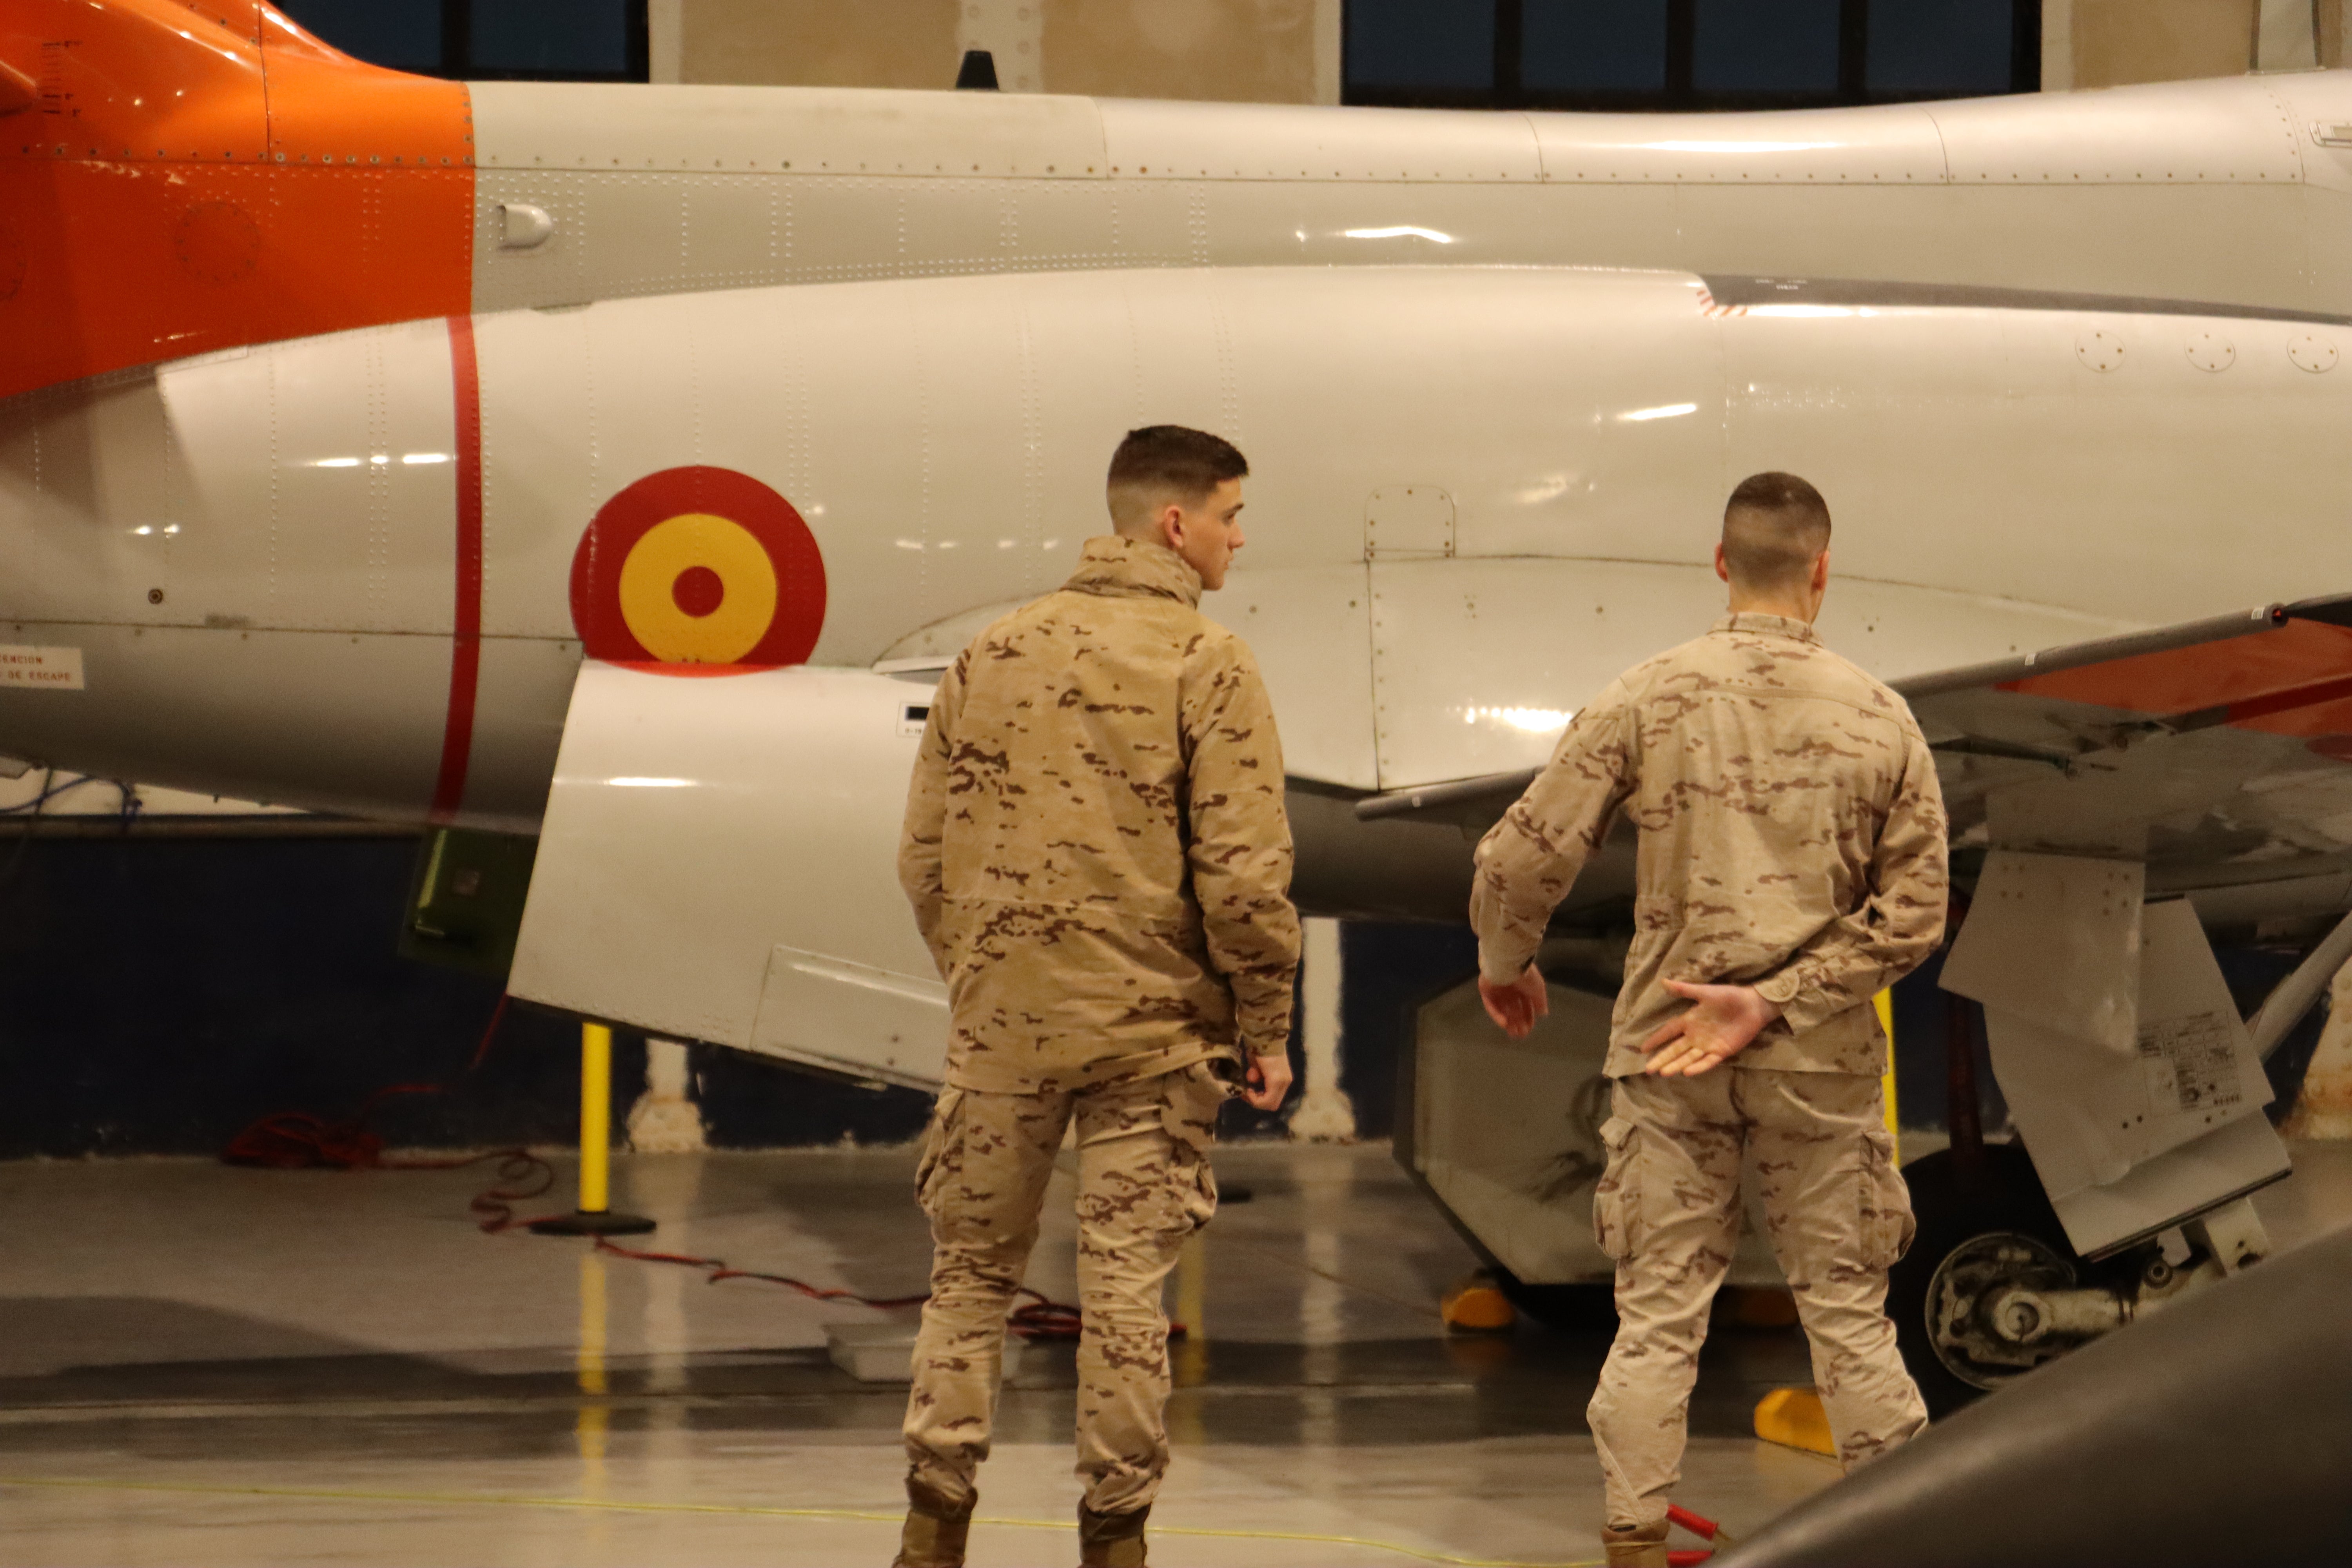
[1,1140,2343,1566]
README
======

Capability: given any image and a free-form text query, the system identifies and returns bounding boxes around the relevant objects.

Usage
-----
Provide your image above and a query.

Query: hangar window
[1346,0,1500,93]
[1522,0,1670,94]
[1346,0,2037,110]
[1866,0,2029,96]
[276,0,651,82]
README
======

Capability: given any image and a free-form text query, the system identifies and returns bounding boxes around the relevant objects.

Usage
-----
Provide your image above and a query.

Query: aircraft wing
[1903,593,2352,884]
[1360,593,2352,915]
[1902,600,2352,1256]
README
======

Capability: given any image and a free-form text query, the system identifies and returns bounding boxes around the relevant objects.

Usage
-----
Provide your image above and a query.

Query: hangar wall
[7,812,2315,1160]
[654,0,2348,99]
[2055,0,2345,87]
[660,0,1338,102]
[0,819,1410,1157]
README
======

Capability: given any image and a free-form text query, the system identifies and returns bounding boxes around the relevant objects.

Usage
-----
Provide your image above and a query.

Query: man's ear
[1157,502,1187,550]
[1712,543,1731,584]
[1812,549,1831,592]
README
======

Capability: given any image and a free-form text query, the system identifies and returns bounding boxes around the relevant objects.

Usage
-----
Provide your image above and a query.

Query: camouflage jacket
[898,535,1302,1095]
[1469,612,1948,1076]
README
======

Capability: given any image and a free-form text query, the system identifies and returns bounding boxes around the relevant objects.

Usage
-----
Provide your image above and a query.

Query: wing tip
[2279,592,2352,629]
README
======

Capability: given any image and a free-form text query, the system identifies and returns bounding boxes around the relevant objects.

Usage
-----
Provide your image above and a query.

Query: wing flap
[1908,593,2352,869]
[509,661,948,1087]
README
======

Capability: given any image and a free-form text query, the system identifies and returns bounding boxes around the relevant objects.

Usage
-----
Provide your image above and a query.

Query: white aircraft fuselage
[8,61,2352,919]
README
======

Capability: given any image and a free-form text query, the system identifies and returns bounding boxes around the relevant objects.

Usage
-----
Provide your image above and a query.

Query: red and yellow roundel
[569,467,826,671]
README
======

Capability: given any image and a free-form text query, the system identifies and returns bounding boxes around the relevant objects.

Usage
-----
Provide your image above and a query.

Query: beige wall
[2068,0,2257,87]
[680,0,962,91]
[678,0,1330,102]
[1042,0,1318,103]
[2055,0,2347,89]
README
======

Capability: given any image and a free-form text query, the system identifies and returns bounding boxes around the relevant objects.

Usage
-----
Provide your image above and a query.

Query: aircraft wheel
[1887,1143,2080,1418]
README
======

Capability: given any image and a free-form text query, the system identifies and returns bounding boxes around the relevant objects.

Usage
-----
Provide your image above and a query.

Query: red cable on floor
[217,997,1087,1331]
[220,996,563,1227]
[590,1232,1088,1338]
[224,996,515,1171]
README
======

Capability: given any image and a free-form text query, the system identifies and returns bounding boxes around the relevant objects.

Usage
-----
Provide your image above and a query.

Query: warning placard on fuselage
[0,646,84,691]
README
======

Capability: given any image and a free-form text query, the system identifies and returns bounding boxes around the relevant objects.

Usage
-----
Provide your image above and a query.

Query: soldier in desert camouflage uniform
[1468,472,1949,1568]
[892,425,1303,1568]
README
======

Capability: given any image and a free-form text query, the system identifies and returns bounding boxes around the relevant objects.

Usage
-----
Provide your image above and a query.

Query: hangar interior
[5,0,2352,1563]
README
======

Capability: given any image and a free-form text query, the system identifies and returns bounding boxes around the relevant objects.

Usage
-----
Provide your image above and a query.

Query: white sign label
[0,645,85,691]
[2140,1008,2245,1116]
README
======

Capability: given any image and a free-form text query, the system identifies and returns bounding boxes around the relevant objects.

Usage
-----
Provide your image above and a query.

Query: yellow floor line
[0,1474,1602,1568]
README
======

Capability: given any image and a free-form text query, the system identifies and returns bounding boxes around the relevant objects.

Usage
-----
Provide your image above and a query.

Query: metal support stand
[1947,993,1987,1189]
[530,1022,657,1237]
[2248,904,2352,1061]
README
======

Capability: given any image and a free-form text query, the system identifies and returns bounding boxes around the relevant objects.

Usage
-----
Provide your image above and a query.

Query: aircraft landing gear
[1889,1142,2081,1416]
[1887,994,2087,1416]
[1887,995,2274,1416]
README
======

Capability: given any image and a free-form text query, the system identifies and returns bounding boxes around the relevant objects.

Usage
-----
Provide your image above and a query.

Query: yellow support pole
[1874,990,1902,1164]
[579,1022,612,1215]
[529,1020,655,1237]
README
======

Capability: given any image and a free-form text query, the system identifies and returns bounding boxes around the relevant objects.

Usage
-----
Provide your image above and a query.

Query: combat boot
[892,1480,972,1568]
[1077,1502,1150,1566]
[1601,1519,1671,1567]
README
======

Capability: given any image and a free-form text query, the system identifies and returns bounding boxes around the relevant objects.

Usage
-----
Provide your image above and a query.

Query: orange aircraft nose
[0,0,474,401]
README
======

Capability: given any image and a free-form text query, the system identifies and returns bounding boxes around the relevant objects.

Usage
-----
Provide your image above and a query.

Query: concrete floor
[0,1138,2344,1567]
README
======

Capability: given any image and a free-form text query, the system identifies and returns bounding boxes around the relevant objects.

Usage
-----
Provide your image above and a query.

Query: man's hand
[1640,980,1782,1076]
[1478,966,1550,1040]
[1243,1050,1293,1111]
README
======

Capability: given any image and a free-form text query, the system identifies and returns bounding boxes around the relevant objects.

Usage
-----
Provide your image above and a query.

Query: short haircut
[1721,472,1831,592]
[1107,425,1248,533]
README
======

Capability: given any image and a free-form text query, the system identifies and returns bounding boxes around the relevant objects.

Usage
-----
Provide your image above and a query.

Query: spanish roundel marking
[569,466,826,672]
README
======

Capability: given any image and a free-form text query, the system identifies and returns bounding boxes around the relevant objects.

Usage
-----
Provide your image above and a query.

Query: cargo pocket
[913,1089,965,1220]
[1591,1116,1640,1262]
[1857,1126,1915,1269]
[1160,1062,1228,1235]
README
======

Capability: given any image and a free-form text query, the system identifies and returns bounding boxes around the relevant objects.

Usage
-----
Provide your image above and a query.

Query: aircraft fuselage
[9,65,2352,919]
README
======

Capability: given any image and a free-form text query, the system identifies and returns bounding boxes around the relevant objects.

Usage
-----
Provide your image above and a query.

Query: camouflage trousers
[1588,1069,1927,1530]
[902,1061,1228,1518]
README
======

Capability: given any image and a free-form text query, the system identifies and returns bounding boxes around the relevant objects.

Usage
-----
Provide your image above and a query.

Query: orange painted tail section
[0,0,474,401]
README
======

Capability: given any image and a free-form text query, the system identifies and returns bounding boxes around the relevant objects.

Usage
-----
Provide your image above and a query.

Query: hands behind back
[1640,979,1783,1076]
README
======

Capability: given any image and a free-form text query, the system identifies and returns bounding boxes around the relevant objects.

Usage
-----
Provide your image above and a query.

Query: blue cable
[0,773,105,815]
